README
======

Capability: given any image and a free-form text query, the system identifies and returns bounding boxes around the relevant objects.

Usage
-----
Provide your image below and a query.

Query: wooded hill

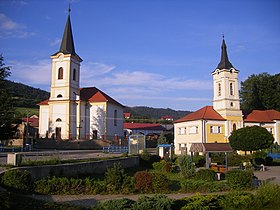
[1,79,191,119]
[0,80,49,108]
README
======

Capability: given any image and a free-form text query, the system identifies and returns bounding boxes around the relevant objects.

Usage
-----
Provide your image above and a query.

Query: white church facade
[39,11,124,140]
[174,38,280,155]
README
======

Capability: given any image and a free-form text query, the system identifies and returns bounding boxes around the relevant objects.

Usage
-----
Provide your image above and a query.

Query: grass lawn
[15,107,39,117]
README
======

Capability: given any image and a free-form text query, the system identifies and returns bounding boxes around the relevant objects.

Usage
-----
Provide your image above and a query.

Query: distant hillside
[0,80,191,119]
[124,106,191,120]
[0,80,49,108]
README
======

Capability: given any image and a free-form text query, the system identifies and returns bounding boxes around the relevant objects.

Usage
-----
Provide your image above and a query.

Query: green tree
[157,132,168,145]
[229,126,274,153]
[240,73,280,111]
[0,54,14,141]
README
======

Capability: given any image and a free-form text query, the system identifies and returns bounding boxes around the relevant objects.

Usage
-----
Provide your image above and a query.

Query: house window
[73,69,76,81]
[230,83,234,95]
[218,83,221,96]
[114,110,117,126]
[179,127,186,135]
[58,67,63,79]
[189,126,198,134]
[57,94,63,98]
[233,123,237,131]
[56,118,62,122]
[210,126,222,134]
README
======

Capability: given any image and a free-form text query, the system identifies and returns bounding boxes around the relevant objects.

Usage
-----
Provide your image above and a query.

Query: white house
[38,10,124,140]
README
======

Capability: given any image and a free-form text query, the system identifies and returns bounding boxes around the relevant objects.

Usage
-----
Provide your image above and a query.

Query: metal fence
[102,146,128,153]
[0,145,32,152]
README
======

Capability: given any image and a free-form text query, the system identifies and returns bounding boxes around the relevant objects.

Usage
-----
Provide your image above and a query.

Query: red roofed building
[38,12,124,140]
[174,38,280,155]
[123,112,131,119]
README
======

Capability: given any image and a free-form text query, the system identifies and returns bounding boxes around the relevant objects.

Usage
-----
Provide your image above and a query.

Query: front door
[55,127,61,139]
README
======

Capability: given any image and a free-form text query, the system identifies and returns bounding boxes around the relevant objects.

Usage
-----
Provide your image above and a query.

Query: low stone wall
[9,156,139,180]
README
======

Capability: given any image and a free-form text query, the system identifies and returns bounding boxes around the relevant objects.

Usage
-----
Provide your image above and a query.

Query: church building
[38,11,124,140]
[174,38,280,155]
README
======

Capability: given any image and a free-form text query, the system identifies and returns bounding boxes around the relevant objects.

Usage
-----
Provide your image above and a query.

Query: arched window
[58,67,63,79]
[57,94,63,98]
[56,118,62,122]
[233,123,236,131]
[218,83,221,96]
[73,69,76,81]
[230,83,234,95]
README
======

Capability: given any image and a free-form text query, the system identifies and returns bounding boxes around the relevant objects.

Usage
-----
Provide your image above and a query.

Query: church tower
[212,37,243,137]
[48,9,83,139]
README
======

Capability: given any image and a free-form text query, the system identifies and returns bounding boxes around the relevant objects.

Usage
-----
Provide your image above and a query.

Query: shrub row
[97,184,280,210]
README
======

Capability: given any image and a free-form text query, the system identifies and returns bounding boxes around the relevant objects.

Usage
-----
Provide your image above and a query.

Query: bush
[226,170,253,190]
[133,195,173,210]
[192,155,206,167]
[151,172,169,193]
[194,169,215,182]
[1,169,33,192]
[252,150,267,159]
[254,157,265,165]
[139,151,161,168]
[218,191,255,210]
[97,198,135,210]
[180,194,221,210]
[180,179,229,193]
[265,156,273,166]
[105,163,128,194]
[255,183,280,209]
[176,155,195,178]
[152,160,172,173]
[133,171,153,193]
[227,154,251,166]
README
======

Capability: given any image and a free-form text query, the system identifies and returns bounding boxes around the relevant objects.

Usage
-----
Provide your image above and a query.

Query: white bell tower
[47,8,83,139]
[212,37,243,136]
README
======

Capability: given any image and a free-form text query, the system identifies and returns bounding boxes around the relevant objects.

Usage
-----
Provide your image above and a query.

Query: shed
[189,143,233,172]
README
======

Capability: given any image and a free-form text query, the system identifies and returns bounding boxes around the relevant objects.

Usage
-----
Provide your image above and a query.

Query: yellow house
[174,38,280,155]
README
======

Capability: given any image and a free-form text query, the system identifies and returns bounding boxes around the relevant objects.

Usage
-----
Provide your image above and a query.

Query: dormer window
[58,67,63,79]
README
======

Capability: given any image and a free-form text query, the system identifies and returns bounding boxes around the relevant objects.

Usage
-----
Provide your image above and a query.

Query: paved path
[253,166,280,184]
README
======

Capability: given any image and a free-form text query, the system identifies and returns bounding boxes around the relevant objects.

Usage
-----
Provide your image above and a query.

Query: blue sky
[0,0,279,111]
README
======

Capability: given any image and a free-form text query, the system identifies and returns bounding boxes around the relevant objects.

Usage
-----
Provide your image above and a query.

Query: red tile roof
[175,106,225,123]
[38,99,49,105]
[80,87,124,107]
[244,109,280,123]
[124,123,165,130]
[22,117,39,127]
[38,87,124,107]
[124,112,131,118]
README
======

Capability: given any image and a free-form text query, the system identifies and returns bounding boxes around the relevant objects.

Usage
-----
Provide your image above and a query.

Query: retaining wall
[2,156,139,180]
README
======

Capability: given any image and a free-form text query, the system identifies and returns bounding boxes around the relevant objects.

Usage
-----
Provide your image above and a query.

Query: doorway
[55,127,61,139]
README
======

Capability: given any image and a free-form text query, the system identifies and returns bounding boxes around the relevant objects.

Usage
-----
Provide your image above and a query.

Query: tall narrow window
[230,83,234,95]
[58,67,63,79]
[73,69,76,81]
[233,123,236,131]
[218,83,221,96]
[114,110,117,126]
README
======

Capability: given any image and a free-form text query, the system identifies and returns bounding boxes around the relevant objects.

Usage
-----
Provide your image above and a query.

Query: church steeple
[216,37,234,70]
[53,8,82,61]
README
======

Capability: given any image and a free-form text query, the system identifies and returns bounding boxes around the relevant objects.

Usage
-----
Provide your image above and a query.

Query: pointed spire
[59,9,76,55]
[216,36,234,70]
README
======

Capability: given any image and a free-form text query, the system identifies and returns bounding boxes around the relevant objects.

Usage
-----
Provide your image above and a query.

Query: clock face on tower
[58,54,64,61]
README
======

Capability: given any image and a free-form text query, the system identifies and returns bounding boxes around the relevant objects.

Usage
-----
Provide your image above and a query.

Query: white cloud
[9,59,51,85]
[0,13,35,38]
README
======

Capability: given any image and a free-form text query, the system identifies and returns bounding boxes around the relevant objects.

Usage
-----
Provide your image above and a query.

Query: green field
[15,107,39,117]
